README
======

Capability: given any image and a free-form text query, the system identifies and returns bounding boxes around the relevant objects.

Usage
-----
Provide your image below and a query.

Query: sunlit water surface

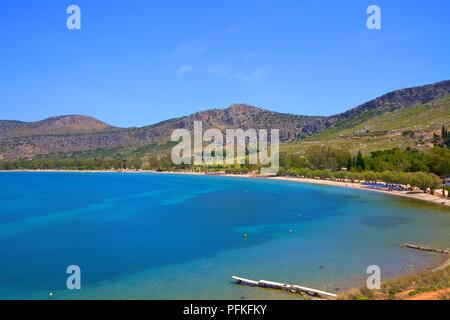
[1,172,449,299]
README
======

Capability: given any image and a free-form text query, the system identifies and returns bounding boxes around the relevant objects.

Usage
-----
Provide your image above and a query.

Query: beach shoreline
[269,176,450,208]
[2,169,449,208]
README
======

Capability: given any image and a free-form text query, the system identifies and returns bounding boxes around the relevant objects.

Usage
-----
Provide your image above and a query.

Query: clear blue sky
[0,0,449,127]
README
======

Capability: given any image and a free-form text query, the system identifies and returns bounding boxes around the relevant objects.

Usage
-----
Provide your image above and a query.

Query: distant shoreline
[270,176,450,208]
[1,169,449,208]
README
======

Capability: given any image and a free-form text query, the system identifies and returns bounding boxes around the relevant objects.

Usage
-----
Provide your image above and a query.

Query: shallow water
[0,172,449,299]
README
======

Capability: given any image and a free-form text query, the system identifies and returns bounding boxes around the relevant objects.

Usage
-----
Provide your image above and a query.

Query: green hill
[282,95,450,155]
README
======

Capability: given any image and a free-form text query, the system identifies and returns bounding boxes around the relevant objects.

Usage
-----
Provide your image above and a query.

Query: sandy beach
[268,176,450,208]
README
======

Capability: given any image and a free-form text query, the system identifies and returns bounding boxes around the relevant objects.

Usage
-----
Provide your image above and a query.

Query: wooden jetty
[232,276,337,299]
[402,244,450,255]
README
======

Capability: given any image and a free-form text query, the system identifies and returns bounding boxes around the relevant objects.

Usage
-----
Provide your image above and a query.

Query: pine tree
[356,151,365,170]
[346,156,353,170]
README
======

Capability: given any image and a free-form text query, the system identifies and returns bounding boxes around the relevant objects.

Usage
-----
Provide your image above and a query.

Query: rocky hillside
[0,105,332,160]
[0,80,449,160]
[283,94,450,155]
[176,104,333,140]
[0,115,115,140]
[332,80,450,127]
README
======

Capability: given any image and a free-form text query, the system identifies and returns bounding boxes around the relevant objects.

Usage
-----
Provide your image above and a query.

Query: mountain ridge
[333,80,450,120]
[1,80,449,160]
[0,115,117,140]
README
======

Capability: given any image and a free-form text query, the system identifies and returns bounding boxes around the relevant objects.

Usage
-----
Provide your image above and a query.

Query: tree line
[277,167,446,196]
[280,145,450,177]
[1,145,450,177]
[1,144,449,196]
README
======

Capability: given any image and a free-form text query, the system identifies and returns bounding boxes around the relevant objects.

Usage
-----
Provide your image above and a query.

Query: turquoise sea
[0,172,450,300]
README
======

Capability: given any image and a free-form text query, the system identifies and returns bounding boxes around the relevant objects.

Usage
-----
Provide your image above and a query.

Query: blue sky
[0,0,449,127]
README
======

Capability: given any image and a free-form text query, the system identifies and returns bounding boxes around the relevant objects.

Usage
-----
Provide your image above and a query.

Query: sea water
[0,172,449,300]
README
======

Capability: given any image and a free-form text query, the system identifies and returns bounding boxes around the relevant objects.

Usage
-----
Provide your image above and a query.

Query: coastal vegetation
[1,145,449,197]
[342,265,450,300]
[278,143,449,195]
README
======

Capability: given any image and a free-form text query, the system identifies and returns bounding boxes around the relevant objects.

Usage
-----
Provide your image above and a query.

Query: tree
[445,186,450,198]
[363,171,378,183]
[439,125,450,147]
[304,146,350,171]
[425,147,450,176]
[410,172,441,194]
[346,156,353,171]
[355,151,366,170]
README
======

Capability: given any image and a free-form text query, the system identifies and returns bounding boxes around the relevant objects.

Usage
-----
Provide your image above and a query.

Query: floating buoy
[243,233,248,239]
[49,292,54,297]
[289,229,293,233]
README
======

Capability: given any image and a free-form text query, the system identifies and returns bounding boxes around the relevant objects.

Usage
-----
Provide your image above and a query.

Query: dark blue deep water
[1,172,449,299]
